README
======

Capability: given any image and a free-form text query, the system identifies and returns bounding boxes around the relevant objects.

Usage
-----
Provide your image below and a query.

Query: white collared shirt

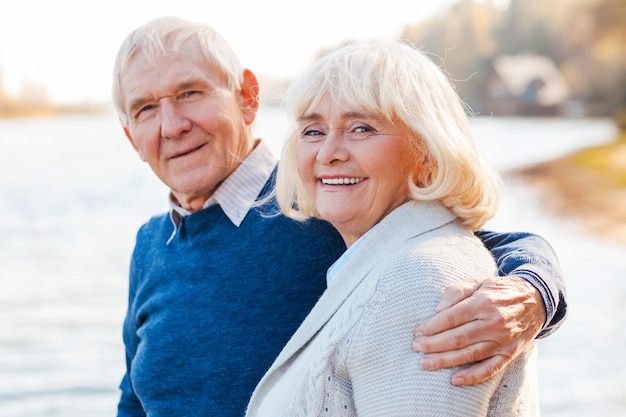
[166,140,277,244]
[325,229,371,287]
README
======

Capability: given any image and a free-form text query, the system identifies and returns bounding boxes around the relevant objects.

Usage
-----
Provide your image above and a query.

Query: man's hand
[412,276,545,386]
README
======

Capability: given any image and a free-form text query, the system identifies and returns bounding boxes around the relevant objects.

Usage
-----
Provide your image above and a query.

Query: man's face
[120,40,258,211]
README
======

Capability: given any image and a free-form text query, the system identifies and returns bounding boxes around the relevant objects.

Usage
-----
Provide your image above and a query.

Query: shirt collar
[326,229,369,287]
[166,140,276,242]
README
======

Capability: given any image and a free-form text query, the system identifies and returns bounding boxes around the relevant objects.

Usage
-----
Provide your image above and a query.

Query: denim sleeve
[475,229,567,338]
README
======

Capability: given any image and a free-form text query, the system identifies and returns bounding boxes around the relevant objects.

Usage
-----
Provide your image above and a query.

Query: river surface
[0,110,624,416]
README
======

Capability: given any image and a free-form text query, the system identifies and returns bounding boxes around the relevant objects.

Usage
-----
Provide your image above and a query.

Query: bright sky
[0,0,458,104]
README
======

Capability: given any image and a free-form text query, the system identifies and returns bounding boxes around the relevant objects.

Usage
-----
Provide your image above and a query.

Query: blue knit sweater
[118,182,346,416]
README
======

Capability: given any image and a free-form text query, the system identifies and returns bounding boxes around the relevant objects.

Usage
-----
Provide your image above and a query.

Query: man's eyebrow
[128,97,150,114]
[177,79,203,91]
[127,79,206,114]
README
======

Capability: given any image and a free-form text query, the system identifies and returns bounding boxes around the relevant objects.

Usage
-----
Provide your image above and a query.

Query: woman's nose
[316,131,349,165]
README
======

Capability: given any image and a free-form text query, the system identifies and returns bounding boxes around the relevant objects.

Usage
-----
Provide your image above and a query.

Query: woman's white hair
[275,41,501,230]
[111,16,243,126]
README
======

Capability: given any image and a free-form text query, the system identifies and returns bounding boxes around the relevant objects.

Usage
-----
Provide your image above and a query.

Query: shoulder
[136,212,171,238]
[249,196,345,257]
[379,227,495,292]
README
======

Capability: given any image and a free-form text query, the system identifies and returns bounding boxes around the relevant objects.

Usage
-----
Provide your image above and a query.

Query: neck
[339,232,362,248]
[170,192,212,213]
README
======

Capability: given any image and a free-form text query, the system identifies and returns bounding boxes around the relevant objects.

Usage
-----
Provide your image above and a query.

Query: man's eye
[134,104,155,119]
[181,91,200,99]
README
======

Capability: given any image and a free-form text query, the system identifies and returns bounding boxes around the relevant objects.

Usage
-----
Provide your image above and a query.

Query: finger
[418,340,499,372]
[434,278,483,313]
[450,355,509,386]
[414,319,494,354]
[415,296,481,338]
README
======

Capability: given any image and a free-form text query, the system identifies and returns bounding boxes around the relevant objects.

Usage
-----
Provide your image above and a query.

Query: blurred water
[0,110,624,416]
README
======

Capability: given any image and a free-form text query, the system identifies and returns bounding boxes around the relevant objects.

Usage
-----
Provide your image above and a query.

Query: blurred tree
[401,0,500,111]
[587,0,626,116]
[399,0,625,117]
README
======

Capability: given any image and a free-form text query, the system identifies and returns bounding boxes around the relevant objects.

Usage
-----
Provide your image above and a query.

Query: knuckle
[451,332,468,349]
[479,363,498,380]
[461,345,481,364]
[487,356,507,377]
[443,311,459,329]
[486,306,509,329]
[491,312,508,330]
[474,288,495,304]
[470,357,504,383]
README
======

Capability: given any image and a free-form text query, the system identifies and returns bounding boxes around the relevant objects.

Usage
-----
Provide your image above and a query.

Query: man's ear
[124,126,146,161]
[240,68,260,125]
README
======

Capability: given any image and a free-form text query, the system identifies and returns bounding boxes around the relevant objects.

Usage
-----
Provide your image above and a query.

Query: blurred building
[482,54,571,116]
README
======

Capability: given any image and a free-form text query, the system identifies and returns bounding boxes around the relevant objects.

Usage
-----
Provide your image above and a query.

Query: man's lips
[170,143,206,159]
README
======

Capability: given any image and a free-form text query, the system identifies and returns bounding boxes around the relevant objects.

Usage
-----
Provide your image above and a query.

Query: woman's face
[295,96,416,246]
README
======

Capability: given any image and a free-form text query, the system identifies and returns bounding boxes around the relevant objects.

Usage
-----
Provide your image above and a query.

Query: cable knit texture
[246,201,539,417]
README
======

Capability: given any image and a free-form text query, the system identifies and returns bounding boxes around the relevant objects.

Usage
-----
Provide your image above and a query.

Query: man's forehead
[120,50,230,112]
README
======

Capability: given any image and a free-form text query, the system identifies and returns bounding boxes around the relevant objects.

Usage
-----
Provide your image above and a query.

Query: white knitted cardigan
[246,201,539,417]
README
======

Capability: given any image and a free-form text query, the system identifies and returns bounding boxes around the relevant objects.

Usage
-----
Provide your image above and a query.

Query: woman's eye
[353,124,375,134]
[300,128,325,141]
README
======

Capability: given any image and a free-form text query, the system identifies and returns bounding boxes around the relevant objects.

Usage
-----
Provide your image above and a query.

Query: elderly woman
[246,42,538,416]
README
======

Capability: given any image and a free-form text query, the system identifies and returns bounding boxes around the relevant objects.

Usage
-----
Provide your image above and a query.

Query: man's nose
[160,100,192,139]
